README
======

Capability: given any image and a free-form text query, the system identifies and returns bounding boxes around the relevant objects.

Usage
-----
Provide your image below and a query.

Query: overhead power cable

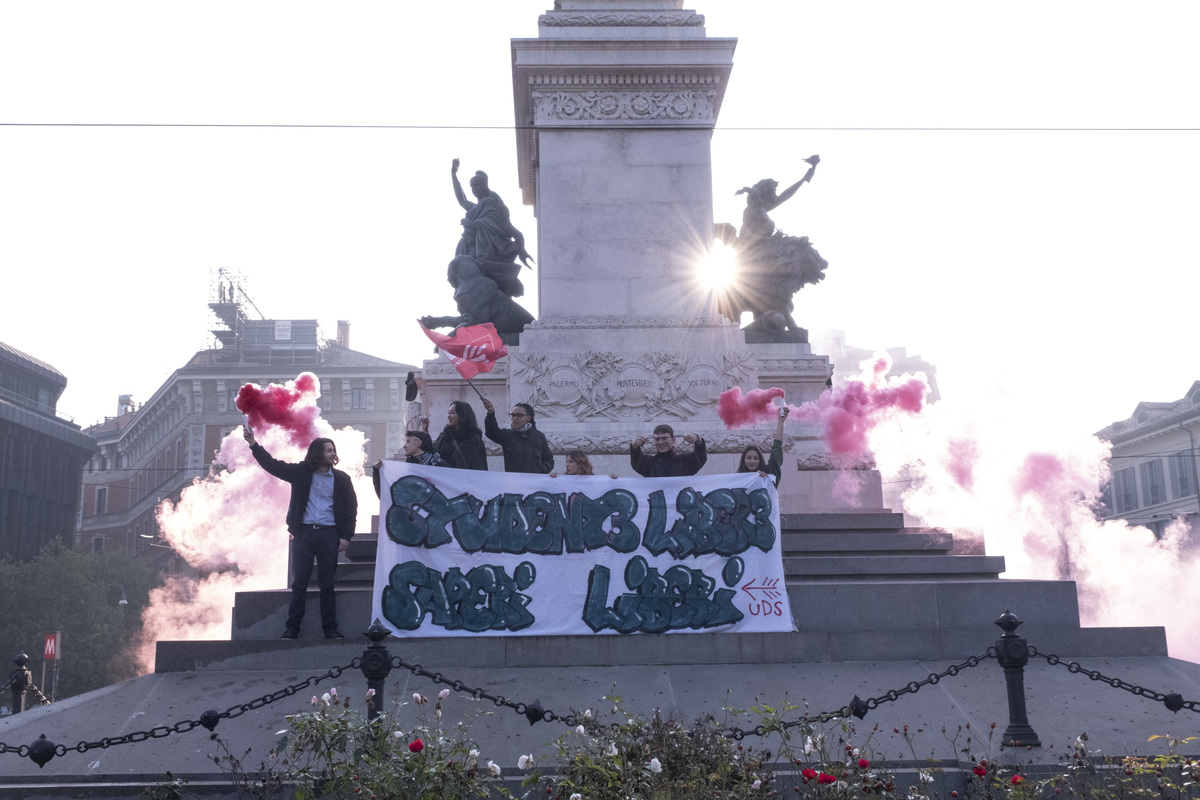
[0,122,1198,132]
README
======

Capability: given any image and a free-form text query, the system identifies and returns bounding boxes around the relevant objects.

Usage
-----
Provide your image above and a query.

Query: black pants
[287,527,340,631]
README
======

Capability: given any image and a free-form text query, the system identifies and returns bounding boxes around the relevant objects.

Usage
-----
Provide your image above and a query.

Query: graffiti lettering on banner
[372,463,794,637]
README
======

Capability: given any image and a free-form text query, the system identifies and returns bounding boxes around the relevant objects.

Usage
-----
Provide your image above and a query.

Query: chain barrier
[10,631,1197,767]
[393,647,999,742]
[389,655,572,727]
[0,661,358,764]
[1028,647,1198,713]
[716,648,997,741]
[25,685,51,707]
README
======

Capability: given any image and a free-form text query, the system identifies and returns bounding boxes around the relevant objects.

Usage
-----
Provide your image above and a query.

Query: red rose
[973,766,987,777]
[801,769,818,780]
[858,759,870,769]
[819,773,837,785]
[408,738,424,753]
[1011,775,1025,785]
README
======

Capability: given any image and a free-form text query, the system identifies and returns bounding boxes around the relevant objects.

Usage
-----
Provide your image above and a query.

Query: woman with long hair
[736,405,789,486]
[550,449,618,479]
[427,400,488,470]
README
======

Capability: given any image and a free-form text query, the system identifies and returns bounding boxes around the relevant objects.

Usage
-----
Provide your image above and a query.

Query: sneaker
[324,629,344,640]
[280,628,299,640]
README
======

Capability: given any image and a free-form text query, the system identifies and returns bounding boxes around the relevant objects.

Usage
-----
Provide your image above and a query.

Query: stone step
[781,512,906,531]
[786,578,1083,630]
[781,531,954,555]
[160,621,1168,671]
[783,554,1006,581]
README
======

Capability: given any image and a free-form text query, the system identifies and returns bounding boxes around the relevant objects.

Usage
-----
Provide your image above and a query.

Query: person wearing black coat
[243,428,357,640]
[630,424,707,477]
[427,400,489,470]
[481,398,554,474]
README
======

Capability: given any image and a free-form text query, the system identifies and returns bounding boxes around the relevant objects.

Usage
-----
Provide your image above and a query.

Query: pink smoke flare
[717,361,928,462]
[716,386,785,429]
[235,372,322,447]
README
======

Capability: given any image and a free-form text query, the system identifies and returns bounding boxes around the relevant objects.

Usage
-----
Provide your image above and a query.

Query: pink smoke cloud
[865,391,1200,662]
[717,354,928,463]
[135,375,373,672]
[235,371,322,448]
[716,386,785,429]
[945,437,979,491]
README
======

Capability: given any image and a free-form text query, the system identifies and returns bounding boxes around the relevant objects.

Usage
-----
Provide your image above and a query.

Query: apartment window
[1140,459,1165,507]
[1170,451,1197,499]
[351,388,367,410]
[93,537,104,553]
[1113,467,1138,514]
[95,487,108,515]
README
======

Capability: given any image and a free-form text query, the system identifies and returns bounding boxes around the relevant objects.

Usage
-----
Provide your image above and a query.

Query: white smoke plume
[137,377,374,672]
[864,358,1200,660]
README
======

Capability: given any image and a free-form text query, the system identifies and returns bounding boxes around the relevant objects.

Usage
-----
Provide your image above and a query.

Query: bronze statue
[422,160,537,336]
[451,158,532,299]
[420,256,534,336]
[718,155,828,335]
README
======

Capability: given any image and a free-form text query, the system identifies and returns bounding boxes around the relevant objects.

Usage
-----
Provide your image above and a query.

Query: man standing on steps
[243,428,357,640]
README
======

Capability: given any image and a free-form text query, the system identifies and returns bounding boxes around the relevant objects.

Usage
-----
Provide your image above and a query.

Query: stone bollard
[7,652,32,715]
[994,610,1041,747]
[360,620,393,722]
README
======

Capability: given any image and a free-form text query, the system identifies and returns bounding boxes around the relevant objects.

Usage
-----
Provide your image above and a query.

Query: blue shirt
[303,469,336,526]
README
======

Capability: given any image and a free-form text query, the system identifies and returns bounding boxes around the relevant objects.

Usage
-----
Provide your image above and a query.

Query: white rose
[606,743,619,757]
[648,757,662,774]
[518,754,533,769]
[487,760,502,777]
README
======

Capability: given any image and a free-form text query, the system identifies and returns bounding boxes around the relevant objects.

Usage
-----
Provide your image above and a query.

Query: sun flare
[696,242,737,290]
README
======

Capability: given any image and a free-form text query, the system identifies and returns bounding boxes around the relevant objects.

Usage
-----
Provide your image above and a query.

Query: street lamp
[109,584,128,606]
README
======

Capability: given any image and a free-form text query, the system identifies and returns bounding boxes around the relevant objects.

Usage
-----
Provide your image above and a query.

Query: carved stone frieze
[533,90,714,123]
[543,431,792,456]
[422,361,510,378]
[539,12,705,27]
[512,350,755,422]
[796,452,876,471]
[757,358,832,374]
[526,315,735,330]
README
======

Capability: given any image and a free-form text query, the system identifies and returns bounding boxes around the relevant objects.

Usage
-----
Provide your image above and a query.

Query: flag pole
[437,350,487,401]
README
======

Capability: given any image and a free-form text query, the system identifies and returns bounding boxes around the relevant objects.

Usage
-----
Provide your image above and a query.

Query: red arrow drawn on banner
[741,578,782,600]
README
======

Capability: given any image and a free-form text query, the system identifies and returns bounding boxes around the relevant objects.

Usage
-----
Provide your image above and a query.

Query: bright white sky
[2,1,1197,438]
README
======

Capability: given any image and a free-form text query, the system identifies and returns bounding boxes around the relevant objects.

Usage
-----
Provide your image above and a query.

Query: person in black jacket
[243,428,357,640]
[426,401,488,470]
[371,430,447,497]
[630,424,707,477]
[481,398,554,474]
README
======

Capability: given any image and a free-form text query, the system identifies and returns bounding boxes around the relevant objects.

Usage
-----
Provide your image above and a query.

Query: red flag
[418,322,507,380]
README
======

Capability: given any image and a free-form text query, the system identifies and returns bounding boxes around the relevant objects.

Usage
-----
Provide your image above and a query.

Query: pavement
[3,646,1200,796]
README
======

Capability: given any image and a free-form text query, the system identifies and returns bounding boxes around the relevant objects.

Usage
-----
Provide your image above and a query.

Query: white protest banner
[372,462,793,637]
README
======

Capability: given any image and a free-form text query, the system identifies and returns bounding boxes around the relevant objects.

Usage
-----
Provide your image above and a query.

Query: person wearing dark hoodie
[426,400,489,470]
[371,429,446,497]
[481,398,554,474]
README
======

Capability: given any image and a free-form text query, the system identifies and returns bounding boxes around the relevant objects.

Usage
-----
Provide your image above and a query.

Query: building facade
[810,329,941,402]
[1095,381,1200,538]
[77,294,415,557]
[0,341,96,559]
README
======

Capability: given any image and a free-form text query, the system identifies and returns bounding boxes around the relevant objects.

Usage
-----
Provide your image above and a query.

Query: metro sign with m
[44,632,60,661]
